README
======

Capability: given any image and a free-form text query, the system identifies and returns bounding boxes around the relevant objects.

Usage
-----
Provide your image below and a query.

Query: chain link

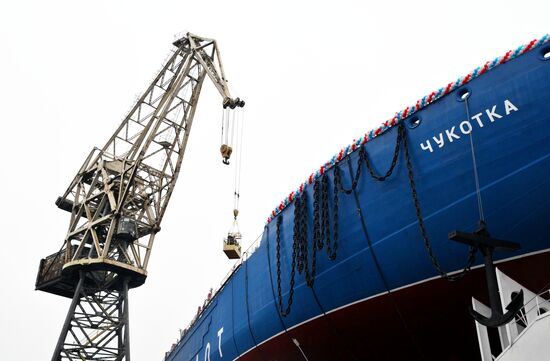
[402,125,477,281]
[313,180,323,250]
[363,124,403,181]
[302,191,309,275]
[330,170,339,260]
[275,176,342,315]
[299,191,310,281]
[276,214,297,316]
[335,152,363,194]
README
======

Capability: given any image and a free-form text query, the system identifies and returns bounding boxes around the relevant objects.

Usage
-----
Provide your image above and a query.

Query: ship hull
[166,41,550,361]
[237,250,550,361]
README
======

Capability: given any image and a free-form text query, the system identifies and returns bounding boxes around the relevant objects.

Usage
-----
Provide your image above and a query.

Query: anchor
[449,222,524,327]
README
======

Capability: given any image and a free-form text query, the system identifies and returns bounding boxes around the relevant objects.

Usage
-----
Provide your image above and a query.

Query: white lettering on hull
[419,99,519,153]
[204,343,210,361]
[217,327,224,357]
[195,326,224,360]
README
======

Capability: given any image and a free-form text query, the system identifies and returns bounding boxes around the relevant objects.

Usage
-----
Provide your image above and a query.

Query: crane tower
[35,33,244,361]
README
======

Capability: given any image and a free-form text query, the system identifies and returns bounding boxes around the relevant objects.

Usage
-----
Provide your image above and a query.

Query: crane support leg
[51,271,131,361]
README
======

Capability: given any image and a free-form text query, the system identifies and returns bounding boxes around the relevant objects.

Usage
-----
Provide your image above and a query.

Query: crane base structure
[35,32,244,361]
[49,271,131,361]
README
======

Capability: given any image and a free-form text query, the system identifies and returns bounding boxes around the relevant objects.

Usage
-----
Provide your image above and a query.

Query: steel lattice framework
[36,33,243,361]
[51,272,131,361]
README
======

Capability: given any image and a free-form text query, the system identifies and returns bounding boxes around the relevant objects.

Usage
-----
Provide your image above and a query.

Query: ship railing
[241,231,263,260]
[474,269,550,361]
[505,288,550,342]
[199,231,263,309]
[216,231,263,290]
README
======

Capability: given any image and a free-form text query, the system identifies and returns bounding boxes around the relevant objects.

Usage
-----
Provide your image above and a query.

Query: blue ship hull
[166,41,550,361]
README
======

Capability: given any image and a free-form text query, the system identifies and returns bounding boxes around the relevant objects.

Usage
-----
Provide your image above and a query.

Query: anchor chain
[313,180,322,250]
[322,174,338,260]
[276,215,296,316]
[402,127,477,281]
[363,124,404,181]
[296,191,308,276]
[275,176,340,316]
[334,152,363,194]
[275,122,476,317]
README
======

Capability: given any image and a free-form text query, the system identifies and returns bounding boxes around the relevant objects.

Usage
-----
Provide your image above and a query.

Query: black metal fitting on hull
[449,222,523,328]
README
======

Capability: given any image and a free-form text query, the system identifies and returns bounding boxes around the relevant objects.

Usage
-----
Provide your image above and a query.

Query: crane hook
[220,144,233,165]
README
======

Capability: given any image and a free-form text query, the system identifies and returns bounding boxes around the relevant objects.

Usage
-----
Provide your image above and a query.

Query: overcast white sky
[0,1,548,360]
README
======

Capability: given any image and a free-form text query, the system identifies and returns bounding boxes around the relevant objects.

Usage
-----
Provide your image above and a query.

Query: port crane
[35,33,244,361]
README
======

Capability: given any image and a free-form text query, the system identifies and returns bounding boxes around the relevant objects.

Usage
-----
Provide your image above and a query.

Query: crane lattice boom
[36,33,243,361]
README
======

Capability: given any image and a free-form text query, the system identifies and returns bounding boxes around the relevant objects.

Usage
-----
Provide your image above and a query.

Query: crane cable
[220,107,230,146]
[220,108,232,164]
[220,108,225,146]
[222,105,244,239]
[233,107,244,219]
